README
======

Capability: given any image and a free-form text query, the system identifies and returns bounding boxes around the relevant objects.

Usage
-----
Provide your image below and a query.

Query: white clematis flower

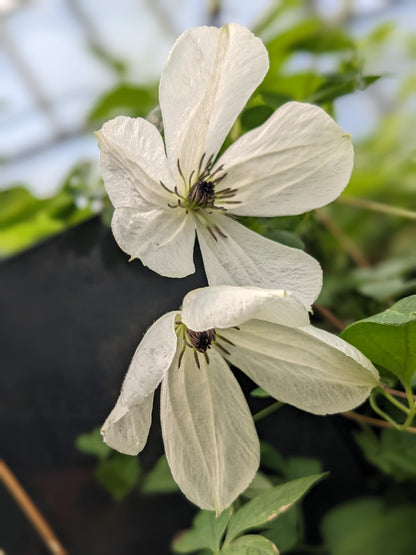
[96,23,354,305]
[101,286,379,513]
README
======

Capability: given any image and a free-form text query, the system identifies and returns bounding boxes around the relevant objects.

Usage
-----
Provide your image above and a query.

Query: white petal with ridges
[196,215,322,305]
[161,341,260,513]
[112,206,196,278]
[100,311,179,455]
[160,24,269,187]
[120,311,179,404]
[101,394,154,456]
[97,115,173,206]
[221,320,379,415]
[181,285,310,332]
[215,102,354,216]
[300,325,379,378]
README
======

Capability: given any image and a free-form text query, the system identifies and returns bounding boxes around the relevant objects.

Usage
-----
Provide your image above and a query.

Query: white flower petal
[300,324,379,378]
[161,341,260,513]
[196,215,322,305]
[97,115,173,206]
[221,320,379,415]
[112,207,196,278]
[101,394,154,456]
[215,102,354,216]
[100,311,179,455]
[160,24,269,186]
[181,285,310,332]
[120,311,179,404]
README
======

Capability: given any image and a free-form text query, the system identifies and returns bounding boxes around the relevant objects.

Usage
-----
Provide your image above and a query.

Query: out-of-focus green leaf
[240,216,306,250]
[172,507,233,554]
[266,18,353,60]
[90,43,127,77]
[89,83,157,123]
[251,387,271,399]
[95,452,141,502]
[307,73,379,105]
[254,0,302,37]
[243,472,274,500]
[265,230,305,250]
[284,457,323,481]
[0,187,43,228]
[347,113,416,198]
[0,186,93,258]
[354,428,416,481]
[262,506,298,554]
[265,72,324,102]
[240,105,274,131]
[75,427,111,460]
[259,443,286,475]
[363,21,395,46]
[341,295,416,386]
[352,258,416,302]
[321,498,416,555]
[221,534,278,554]
[141,454,178,494]
[224,475,325,545]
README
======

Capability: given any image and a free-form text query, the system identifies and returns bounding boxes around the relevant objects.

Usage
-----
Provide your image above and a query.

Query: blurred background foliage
[2,0,416,553]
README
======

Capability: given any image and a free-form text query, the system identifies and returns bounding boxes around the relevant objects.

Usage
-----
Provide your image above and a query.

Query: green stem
[253,401,284,423]
[370,385,415,431]
[378,386,411,415]
[401,383,416,429]
[337,196,416,220]
[370,393,403,430]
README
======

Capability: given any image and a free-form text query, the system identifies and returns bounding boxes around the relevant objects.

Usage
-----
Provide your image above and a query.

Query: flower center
[187,180,216,209]
[175,319,236,369]
[186,328,216,352]
[159,153,241,216]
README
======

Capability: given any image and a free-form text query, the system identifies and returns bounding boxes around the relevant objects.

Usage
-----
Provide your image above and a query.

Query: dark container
[0,217,372,554]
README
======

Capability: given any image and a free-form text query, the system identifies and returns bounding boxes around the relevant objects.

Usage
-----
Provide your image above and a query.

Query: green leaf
[264,230,305,250]
[221,535,278,554]
[259,442,286,475]
[140,454,179,494]
[262,506,299,554]
[243,472,274,500]
[0,186,43,229]
[0,185,94,258]
[307,73,379,105]
[250,387,271,399]
[90,43,127,77]
[95,453,141,501]
[239,216,306,250]
[89,83,157,123]
[0,213,66,257]
[354,427,416,481]
[266,18,353,58]
[240,106,274,131]
[284,457,323,481]
[352,258,416,302]
[173,508,233,554]
[321,498,416,555]
[224,474,325,545]
[341,295,416,386]
[75,427,111,460]
[263,73,324,103]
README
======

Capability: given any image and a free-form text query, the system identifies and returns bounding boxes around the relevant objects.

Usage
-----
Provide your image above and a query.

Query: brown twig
[315,208,371,268]
[0,460,67,555]
[385,386,416,401]
[314,304,346,331]
[342,411,416,434]
[337,196,416,220]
